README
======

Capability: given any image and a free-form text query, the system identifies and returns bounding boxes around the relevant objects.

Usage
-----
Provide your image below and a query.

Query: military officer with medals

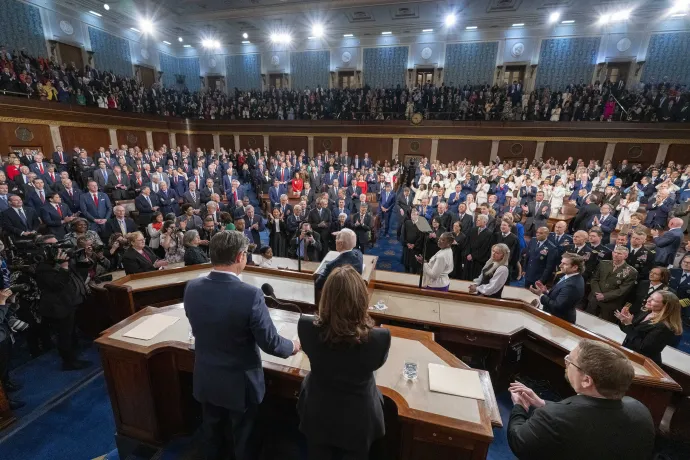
[586,245,638,322]
[586,227,611,275]
[669,254,690,327]
[626,229,655,282]
[548,221,573,260]
[521,226,559,289]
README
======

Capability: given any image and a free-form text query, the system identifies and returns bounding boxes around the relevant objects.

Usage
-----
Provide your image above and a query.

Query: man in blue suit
[170,170,187,196]
[644,191,673,229]
[651,217,684,267]
[379,183,396,237]
[157,181,180,217]
[79,180,112,232]
[522,226,559,289]
[315,228,364,290]
[669,254,690,325]
[52,146,71,173]
[530,253,586,323]
[59,179,82,213]
[41,193,74,239]
[184,231,299,460]
[268,179,284,208]
[585,204,618,245]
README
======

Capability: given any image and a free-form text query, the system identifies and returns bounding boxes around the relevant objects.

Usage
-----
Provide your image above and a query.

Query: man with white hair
[651,217,684,267]
[314,227,363,290]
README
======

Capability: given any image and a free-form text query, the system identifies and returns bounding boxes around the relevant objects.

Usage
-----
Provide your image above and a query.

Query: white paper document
[123,314,180,340]
[428,363,485,400]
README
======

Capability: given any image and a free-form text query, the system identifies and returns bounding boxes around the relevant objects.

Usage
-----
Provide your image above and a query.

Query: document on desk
[260,320,310,371]
[123,314,179,340]
[428,363,485,400]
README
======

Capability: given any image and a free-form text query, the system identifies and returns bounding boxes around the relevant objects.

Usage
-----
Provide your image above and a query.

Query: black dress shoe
[4,380,23,392]
[9,399,26,410]
[61,359,92,371]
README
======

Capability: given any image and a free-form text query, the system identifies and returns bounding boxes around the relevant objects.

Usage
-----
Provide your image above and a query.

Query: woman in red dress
[291,171,304,197]
[356,172,368,195]
[6,156,21,182]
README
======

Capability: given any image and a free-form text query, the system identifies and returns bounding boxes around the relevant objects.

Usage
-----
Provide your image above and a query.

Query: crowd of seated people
[1,45,687,122]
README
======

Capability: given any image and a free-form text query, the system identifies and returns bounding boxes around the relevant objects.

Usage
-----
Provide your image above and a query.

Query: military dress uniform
[548,232,573,259]
[626,246,656,282]
[585,244,611,279]
[669,269,690,325]
[586,261,638,322]
[522,239,559,289]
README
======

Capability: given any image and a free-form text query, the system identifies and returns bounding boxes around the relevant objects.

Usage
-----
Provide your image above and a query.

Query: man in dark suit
[103,205,138,239]
[106,166,131,201]
[453,203,474,236]
[432,202,453,232]
[301,182,315,208]
[52,146,71,173]
[268,179,284,208]
[290,222,323,261]
[651,217,683,266]
[644,191,673,229]
[464,214,493,279]
[134,186,160,226]
[0,183,11,213]
[79,180,112,232]
[530,253,585,323]
[29,153,50,180]
[571,193,600,232]
[346,179,362,214]
[507,340,655,460]
[1,195,40,239]
[184,231,299,460]
[379,183,396,237]
[59,179,82,214]
[41,193,75,240]
[669,255,690,326]
[24,178,51,210]
[352,204,373,252]
[93,162,112,192]
[182,181,202,210]
[243,206,265,250]
[308,198,332,260]
[522,226,559,289]
[157,181,180,217]
[522,191,550,237]
[200,178,219,205]
[315,229,363,290]
[585,204,618,245]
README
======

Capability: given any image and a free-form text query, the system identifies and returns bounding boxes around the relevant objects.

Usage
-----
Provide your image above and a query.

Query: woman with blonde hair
[297,266,391,460]
[469,243,510,298]
[615,290,683,365]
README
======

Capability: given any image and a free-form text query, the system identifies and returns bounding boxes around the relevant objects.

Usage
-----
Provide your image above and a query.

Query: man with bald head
[548,221,573,257]
[652,217,684,267]
[314,228,363,290]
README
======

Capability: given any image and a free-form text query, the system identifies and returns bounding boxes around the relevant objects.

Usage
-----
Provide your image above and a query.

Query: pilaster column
[341,136,348,153]
[49,125,62,150]
[603,142,616,164]
[308,136,314,157]
[108,129,118,149]
[169,132,177,149]
[489,140,500,163]
[430,138,439,162]
[392,137,400,161]
[534,141,545,161]
[146,131,154,150]
[656,143,670,165]
[263,135,270,152]
[213,134,221,153]
[234,134,240,152]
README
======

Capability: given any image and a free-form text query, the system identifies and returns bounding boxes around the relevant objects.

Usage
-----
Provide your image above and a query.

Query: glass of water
[376,299,386,310]
[403,361,418,381]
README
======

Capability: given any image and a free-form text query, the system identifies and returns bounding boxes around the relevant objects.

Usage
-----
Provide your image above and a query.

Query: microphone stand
[265,295,303,316]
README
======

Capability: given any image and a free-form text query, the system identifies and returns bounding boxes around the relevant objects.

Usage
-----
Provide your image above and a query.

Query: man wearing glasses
[507,339,654,460]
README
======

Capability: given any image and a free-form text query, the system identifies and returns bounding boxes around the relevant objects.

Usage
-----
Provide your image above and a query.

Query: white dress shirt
[422,247,454,288]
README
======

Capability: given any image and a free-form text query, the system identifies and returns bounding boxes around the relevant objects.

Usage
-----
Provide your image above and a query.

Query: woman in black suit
[615,290,683,365]
[122,231,169,274]
[298,265,391,460]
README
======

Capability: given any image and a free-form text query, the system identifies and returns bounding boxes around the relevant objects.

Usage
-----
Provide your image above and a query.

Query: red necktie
[117,176,121,183]
[56,205,62,217]
[59,152,64,162]
[93,194,99,206]
[68,189,73,197]
[39,163,44,174]
[234,190,238,201]
[138,178,142,185]
[50,173,55,182]
[281,170,284,181]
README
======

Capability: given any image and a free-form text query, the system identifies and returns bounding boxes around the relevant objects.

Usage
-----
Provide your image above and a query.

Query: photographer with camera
[106,232,128,269]
[73,236,111,286]
[289,222,322,262]
[34,235,91,371]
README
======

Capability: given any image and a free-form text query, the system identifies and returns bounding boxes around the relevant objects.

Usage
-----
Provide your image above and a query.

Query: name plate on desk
[123,314,179,340]
[428,363,485,400]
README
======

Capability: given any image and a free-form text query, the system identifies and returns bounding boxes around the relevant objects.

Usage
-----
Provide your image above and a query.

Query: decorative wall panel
[535,37,600,90]
[226,54,262,90]
[290,51,330,90]
[642,32,690,86]
[88,28,133,77]
[159,53,179,88]
[363,47,408,88]
[444,42,499,86]
[0,0,46,58]
[178,58,201,92]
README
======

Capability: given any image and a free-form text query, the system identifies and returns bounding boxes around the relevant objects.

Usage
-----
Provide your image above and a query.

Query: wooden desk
[96,305,498,459]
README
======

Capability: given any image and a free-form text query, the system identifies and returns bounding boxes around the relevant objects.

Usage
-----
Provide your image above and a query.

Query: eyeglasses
[564,354,582,371]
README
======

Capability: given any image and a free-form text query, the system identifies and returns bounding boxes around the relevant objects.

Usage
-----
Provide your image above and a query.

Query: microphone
[261,283,302,315]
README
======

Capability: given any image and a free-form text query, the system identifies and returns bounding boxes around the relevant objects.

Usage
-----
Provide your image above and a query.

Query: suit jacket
[572,203,600,231]
[122,247,159,274]
[453,212,474,236]
[621,311,677,365]
[644,198,673,229]
[524,200,550,235]
[522,239,558,288]
[79,191,112,230]
[170,175,187,196]
[24,189,50,209]
[157,189,180,216]
[244,215,265,248]
[297,315,390,450]
[308,207,332,234]
[106,173,131,200]
[182,190,202,210]
[379,190,395,212]
[40,203,72,239]
[586,214,618,245]
[507,395,654,460]
[492,231,520,269]
[540,274,585,323]
[59,188,83,213]
[315,249,364,291]
[626,246,655,281]
[352,212,373,248]
[184,271,293,410]
[93,168,112,191]
[135,193,160,225]
[432,212,453,232]
[589,261,638,311]
[653,227,683,266]
[103,217,137,239]
[2,206,40,237]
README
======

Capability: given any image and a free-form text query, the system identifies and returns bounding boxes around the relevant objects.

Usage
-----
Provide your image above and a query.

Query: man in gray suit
[522,191,550,237]
[183,181,202,210]
[507,339,654,460]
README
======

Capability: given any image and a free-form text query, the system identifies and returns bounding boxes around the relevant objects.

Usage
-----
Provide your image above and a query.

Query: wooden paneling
[666,144,689,166]
[437,139,492,164]
[116,129,146,149]
[543,141,607,164]
[399,138,432,159]
[612,143,659,167]
[219,135,235,151]
[176,133,213,152]
[59,125,110,154]
[269,136,308,153]
[239,135,264,151]
[151,132,169,150]
[347,137,393,164]
[0,122,54,154]
[314,136,343,154]
[498,140,537,162]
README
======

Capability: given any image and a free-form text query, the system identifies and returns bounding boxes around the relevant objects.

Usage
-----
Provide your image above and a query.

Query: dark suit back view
[298,315,391,459]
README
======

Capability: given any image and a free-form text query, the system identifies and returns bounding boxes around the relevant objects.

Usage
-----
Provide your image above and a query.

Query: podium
[312,251,378,305]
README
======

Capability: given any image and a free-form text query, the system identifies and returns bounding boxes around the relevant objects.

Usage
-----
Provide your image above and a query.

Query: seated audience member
[587,245,638,322]
[469,243,510,298]
[298,266,390,460]
[258,246,277,269]
[417,232,454,291]
[530,253,586,323]
[122,231,168,274]
[177,203,204,231]
[615,291,683,365]
[290,222,322,262]
[507,339,655,460]
[183,230,210,266]
[315,228,363,290]
[628,267,670,315]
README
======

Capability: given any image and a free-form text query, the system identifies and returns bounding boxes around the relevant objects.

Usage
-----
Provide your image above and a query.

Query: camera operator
[73,236,111,287]
[0,287,25,409]
[106,232,128,269]
[34,235,91,371]
[289,222,322,262]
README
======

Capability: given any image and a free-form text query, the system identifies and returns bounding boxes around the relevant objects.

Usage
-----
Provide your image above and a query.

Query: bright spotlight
[242,32,248,39]
[599,14,611,25]
[103,4,110,11]
[311,23,324,38]
[611,10,631,21]
[445,13,457,27]
[139,18,154,34]
[270,33,279,43]
[549,12,560,23]
[271,33,291,44]
[178,37,183,42]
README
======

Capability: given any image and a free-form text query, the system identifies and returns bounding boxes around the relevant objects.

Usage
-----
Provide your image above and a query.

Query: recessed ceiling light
[549,12,560,23]
[561,20,575,24]
[130,27,140,33]
[242,32,248,39]
[163,41,171,45]
[672,12,688,17]
[512,23,525,27]
[312,23,324,38]
[183,44,191,48]
[307,36,315,40]
[103,4,110,11]
[422,29,434,32]
[466,26,477,30]
[140,19,154,34]
[242,40,251,44]
[178,37,183,42]
[381,31,392,35]
[89,11,102,17]
[445,13,457,27]
[343,33,354,37]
